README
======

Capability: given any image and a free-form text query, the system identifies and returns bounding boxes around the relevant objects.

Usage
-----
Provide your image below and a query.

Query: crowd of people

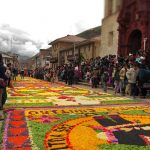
[0,58,57,110]
[0,54,20,109]
[1,51,150,110]
[56,52,150,98]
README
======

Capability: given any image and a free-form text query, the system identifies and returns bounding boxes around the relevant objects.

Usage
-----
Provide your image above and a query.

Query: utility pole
[10,37,13,53]
[73,42,76,62]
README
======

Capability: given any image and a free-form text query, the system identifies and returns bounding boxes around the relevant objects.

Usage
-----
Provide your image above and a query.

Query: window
[108,31,114,46]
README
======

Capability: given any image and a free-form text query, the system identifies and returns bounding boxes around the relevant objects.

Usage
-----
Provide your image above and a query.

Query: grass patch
[7,96,49,100]
[98,144,150,150]
[4,102,53,108]
[101,99,142,104]
[0,113,7,148]
[27,114,78,149]
[122,110,149,116]
[28,121,51,149]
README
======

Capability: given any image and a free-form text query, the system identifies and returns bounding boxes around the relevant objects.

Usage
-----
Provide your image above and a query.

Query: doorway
[128,29,142,54]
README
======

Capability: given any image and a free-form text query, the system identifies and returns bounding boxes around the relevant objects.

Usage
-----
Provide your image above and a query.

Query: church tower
[100,0,122,56]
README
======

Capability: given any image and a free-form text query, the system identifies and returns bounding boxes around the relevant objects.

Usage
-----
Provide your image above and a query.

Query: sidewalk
[82,82,150,101]
[78,81,113,89]
[58,80,149,102]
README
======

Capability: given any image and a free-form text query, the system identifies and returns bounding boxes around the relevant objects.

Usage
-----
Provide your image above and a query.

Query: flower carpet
[1,77,149,150]
[2,104,150,150]
[6,77,140,107]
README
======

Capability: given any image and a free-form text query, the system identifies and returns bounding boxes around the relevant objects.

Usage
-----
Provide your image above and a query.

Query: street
[1,77,150,150]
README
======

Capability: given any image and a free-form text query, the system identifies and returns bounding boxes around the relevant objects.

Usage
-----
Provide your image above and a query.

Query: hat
[140,56,145,60]
[129,53,132,56]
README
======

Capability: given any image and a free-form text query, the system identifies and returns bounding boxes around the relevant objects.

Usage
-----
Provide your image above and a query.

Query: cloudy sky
[0,0,104,57]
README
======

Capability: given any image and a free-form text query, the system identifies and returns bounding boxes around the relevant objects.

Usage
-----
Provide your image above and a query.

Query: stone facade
[100,0,122,56]
[27,47,52,69]
[49,35,85,68]
[118,0,150,56]
[59,36,100,65]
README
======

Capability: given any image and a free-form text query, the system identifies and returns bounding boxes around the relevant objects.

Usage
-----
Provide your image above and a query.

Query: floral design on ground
[6,77,140,107]
[22,105,150,149]
[2,110,32,150]
[27,114,61,124]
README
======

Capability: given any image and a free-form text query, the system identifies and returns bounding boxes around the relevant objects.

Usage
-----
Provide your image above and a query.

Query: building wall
[80,45,93,60]
[100,13,119,56]
[100,0,122,57]
[59,40,100,65]
[95,41,101,57]
[80,42,100,59]
[105,0,122,17]
[51,42,73,66]
[52,42,73,57]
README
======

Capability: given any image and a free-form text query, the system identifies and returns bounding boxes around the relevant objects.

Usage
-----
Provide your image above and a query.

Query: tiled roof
[59,36,100,52]
[49,35,86,45]
[90,36,100,41]
[2,53,13,59]
[73,36,100,46]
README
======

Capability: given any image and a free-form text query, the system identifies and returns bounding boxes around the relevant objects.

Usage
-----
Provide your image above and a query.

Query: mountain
[77,26,101,39]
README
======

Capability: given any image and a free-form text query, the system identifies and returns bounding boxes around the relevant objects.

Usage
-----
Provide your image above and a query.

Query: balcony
[50,57,58,63]
[67,55,74,61]
[67,54,80,61]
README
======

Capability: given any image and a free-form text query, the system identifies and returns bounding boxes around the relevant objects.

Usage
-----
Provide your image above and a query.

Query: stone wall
[100,0,122,57]
[100,12,119,56]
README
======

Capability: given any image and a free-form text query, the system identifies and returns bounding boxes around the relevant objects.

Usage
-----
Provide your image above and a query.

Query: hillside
[77,26,101,39]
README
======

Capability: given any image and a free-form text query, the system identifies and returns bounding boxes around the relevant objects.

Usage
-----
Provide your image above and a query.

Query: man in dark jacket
[67,66,74,85]
[0,54,8,109]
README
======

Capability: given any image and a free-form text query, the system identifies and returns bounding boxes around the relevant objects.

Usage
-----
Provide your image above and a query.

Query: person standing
[67,66,74,86]
[20,68,25,79]
[0,54,8,110]
[101,68,109,92]
[119,64,127,95]
[5,66,11,87]
[114,67,120,94]
[126,64,139,98]
[64,65,68,84]
[12,67,18,80]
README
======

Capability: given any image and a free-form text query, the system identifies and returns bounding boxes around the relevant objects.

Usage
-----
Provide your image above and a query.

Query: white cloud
[0,0,104,56]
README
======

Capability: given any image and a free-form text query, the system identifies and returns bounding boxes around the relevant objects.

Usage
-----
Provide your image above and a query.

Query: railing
[50,57,58,63]
[67,54,79,61]
[67,55,74,61]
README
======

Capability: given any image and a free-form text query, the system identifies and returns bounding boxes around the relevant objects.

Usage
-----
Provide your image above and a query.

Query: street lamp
[144,37,148,52]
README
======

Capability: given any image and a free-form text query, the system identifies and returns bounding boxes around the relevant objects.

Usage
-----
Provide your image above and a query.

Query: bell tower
[100,0,122,56]
[105,0,122,17]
